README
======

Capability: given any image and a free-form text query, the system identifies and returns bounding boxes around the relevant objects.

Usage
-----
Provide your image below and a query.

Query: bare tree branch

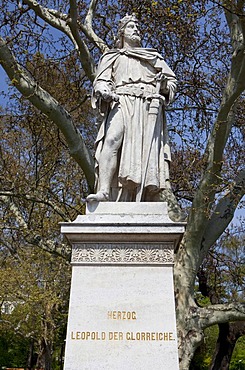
[23,0,96,80]
[199,302,245,329]
[211,0,245,18]
[83,0,109,53]
[65,0,96,80]
[84,0,97,28]
[178,6,245,275]
[0,191,72,222]
[0,36,95,191]
[191,4,244,211]
[223,1,245,54]
[174,8,245,331]
[0,317,36,339]
[200,169,245,257]
[0,195,29,232]
[0,195,70,260]
[22,0,75,42]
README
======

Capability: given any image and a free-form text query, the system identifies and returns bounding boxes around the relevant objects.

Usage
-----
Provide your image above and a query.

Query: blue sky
[0,45,243,227]
[0,66,9,108]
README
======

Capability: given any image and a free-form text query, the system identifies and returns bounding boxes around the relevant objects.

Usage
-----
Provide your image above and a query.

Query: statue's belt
[115,84,156,98]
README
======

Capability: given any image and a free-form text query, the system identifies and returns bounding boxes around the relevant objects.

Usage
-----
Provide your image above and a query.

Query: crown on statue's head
[118,13,138,31]
[115,13,140,48]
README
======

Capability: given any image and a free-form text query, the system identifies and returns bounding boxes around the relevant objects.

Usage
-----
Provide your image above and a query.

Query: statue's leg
[99,121,123,192]
[87,111,123,202]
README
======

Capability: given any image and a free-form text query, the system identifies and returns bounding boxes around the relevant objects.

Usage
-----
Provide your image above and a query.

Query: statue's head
[115,13,141,48]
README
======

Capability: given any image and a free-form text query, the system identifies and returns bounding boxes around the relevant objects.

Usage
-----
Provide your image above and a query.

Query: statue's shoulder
[98,48,120,64]
[98,48,163,66]
[143,48,164,57]
[101,48,120,58]
[131,47,163,57]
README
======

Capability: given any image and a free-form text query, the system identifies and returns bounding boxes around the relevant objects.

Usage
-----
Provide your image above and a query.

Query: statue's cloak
[92,48,177,201]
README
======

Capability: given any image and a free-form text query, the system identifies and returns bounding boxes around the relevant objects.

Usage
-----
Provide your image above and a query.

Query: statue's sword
[136,73,166,201]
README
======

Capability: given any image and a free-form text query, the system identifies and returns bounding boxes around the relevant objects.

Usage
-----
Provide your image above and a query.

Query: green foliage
[230,337,245,370]
[190,325,219,369]
[199,226,244,304]
[0,332,29,368]
[0,0,244,368]
[191,326,245,369]
[0,247,69,368]
[230,359,245,370]
[0,25,90,368]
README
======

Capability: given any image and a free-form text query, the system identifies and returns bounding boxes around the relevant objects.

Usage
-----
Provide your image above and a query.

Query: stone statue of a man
[87,14,177,202]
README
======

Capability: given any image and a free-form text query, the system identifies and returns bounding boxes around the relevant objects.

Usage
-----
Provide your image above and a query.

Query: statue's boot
[86,191,109,202]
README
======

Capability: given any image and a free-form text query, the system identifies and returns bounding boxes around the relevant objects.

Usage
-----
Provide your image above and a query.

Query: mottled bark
[200,169,245,259]
[36,338,52,370]
[0,1,244,368]
[26,339,35,370]
[175,2,245,367]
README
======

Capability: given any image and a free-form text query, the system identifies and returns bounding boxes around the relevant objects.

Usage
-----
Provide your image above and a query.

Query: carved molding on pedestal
[71,243,174,265]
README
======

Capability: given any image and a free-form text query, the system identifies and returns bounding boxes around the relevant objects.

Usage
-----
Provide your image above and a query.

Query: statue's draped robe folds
[92,48,177,201]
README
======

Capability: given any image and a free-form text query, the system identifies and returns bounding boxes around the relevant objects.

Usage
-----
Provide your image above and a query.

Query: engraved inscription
[72,243,174,264]
[70,310,176,343]
[109,332,123,340]
[71,331,175,341]
[71,331,106,340]
[108,311,137,320]
[126,332,175,341]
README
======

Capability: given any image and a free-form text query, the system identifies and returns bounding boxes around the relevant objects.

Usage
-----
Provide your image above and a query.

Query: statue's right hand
[101,91,113,102]
[95,89,119,103]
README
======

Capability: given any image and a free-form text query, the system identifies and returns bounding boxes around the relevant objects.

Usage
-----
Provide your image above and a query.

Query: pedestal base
[61,203,185,370]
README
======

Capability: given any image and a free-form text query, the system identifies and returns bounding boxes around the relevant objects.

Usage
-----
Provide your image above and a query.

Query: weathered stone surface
[61,202,185,247]
[71,243,174,265]
[86,201,171,215]
[86,14,177,203]
[61,202,184,369]
[64,266,179,370]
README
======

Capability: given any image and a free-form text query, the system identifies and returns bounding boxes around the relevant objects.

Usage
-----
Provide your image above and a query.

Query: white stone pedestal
[61,202,185,370]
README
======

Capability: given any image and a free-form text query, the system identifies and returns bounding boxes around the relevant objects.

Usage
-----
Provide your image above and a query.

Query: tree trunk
[210,322,245,370]
[59,341,65,370]
[26,339,35,370]
[36,338,52,370]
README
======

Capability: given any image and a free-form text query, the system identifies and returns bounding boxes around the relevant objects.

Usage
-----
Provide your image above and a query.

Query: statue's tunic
[92,48,177,201]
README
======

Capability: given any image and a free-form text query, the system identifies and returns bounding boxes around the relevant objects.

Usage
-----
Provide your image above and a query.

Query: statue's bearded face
[123,21,141,46]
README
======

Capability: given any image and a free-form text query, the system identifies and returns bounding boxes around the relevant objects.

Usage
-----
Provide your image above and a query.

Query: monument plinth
[61,202,185,370]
